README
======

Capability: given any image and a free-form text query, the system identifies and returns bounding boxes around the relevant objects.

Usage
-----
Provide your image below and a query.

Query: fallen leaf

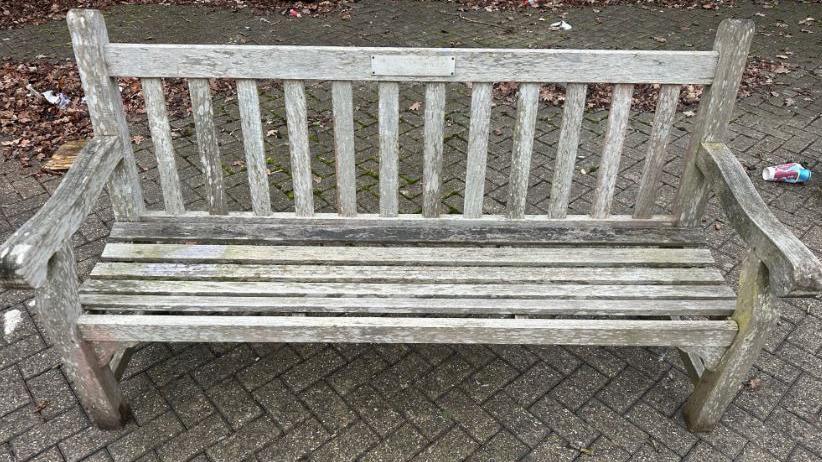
[265,129,279,137]
[408,101,422,111]
[652,36,667,43]
[683,110,696,117]
[746,377,764,391]
[131,135,145,145]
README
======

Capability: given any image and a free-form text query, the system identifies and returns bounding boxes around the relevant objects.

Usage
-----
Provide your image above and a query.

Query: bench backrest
[67,9,754,228]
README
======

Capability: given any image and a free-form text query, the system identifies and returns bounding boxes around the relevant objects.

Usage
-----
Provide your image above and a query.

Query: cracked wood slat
[590,83,633,219]
[633,84,680,219]
[331,81,357,217]
[548,83,587,219]
[283,80,315,217]
[77,315,738,347]
[463,82,493,218]
[423,82,447,217]
[141,78,185,215]
[673,19,754,226]
[67,9,144,220]
[100,243,718,267]
[188,78,226,215]
[107,220,706,246]
[507,82,540,219]
[378,82,400,217]
[80,294,735,317]
[236,79,272,216]
[106,45,719,84]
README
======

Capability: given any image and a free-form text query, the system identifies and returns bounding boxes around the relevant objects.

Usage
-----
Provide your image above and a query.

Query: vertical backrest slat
[463,82,493,219]
[66,10,144,220]
[188,78,227,215]
[378,82,400,217]
[590,83,634,219]
[422,83,447,218]
[141,78,185,215]
[331,81,357,217]
[507,82,540,219]
[633,84,680,218]
[283,80,315,217]
[547,83,587,219]
[236,79,272,216]
[673,19,755,226]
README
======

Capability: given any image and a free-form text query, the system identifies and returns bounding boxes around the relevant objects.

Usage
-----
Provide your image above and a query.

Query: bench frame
[2,10,821,432]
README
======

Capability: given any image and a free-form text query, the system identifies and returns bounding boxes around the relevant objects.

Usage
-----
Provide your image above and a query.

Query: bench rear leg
[35,244,129,429]
[684,253,777,431]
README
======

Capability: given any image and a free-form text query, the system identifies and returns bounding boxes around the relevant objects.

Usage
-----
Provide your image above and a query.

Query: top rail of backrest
[104,43,719,84]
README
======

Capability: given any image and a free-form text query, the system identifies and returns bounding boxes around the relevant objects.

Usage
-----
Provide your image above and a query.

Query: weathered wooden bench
[2,9,821,432]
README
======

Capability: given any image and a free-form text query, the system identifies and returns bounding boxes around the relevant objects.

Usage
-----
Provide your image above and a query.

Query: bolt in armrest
[697,141,822,296]
[0,136,123,289]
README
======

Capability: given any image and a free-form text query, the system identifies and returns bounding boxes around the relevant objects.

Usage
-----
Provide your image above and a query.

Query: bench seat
[76,224,738,347]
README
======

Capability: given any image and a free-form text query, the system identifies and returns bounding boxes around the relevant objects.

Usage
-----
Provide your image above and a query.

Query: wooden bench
[2,9,821,432]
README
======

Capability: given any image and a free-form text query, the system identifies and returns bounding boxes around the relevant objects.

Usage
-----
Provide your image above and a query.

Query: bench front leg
[35,243,129,429]
[684,252,777,431]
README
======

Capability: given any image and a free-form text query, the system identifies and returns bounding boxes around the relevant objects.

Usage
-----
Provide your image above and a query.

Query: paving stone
[484,392,549,448]
[255,417,329,461]
[0,366,29,417]
[299,381,357,434]
[120,375,168,427]
[523,433,578,462]
[158,374,214,428]
[360,424,426,462]
[206,378,263,430]
[107,412,183,462]
[411,427,477,462]
[436,389,499,443]
[311,420,378,462]
[11,407,87,461]
[155,413,230,462]
[530,396,599,449]
[205,416,280,462]
[281,347,345,393]
[253,379,309,433]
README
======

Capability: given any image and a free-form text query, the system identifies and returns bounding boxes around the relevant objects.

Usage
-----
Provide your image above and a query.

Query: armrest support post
[0,136,123,289]
[697,142,822,296]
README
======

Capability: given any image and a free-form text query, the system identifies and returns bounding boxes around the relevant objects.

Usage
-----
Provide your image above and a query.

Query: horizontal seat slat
[108,221,705,247]
[80,280,735,299]
[101,244,715,267]
[90,263,726,285]
[76,315,738,347]
[105,44,718,84]
[79,295,736,317]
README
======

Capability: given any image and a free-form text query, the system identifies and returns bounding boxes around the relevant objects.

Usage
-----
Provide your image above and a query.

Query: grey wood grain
[507,83,540,219]
[139,211,677,226]
[236,79,272,216]
[77,314,737,347]
[673,19,755,226]
[633,84,680,218]
[699,142,822,296]
[685,253,777,431]
[107,220,707,247]
[378,82,400,217]
[35,244,127,429]
[590,83,634,218]
[91,262,726,285]
[331,81,357,217]
[188,78,227,215]
[80,294,735,316]
[0,137,121,289]
[101,243,717,267]
[284,80,315,217]
[67,9,144,220]
[141,77,185,215]
[422,83,447,217]
[548,83,587,218]
[463,82,493,218]
[80,279,735,299]
[105,44,719,84]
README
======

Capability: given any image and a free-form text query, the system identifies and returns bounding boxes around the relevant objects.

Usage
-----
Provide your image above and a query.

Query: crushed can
[762,162,812,183]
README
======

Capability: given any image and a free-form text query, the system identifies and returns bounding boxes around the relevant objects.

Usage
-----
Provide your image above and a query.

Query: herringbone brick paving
[1,1,821,460]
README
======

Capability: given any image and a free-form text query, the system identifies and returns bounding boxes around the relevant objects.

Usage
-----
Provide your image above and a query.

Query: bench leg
[684,253,777,431]
[35,244,129,429]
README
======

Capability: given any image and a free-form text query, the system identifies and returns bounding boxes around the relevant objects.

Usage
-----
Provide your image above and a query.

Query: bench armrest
[0,136,123,289]
[698,142,822,296]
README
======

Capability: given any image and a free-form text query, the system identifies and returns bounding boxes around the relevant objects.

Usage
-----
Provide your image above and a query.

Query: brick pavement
[1,1,822,461]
